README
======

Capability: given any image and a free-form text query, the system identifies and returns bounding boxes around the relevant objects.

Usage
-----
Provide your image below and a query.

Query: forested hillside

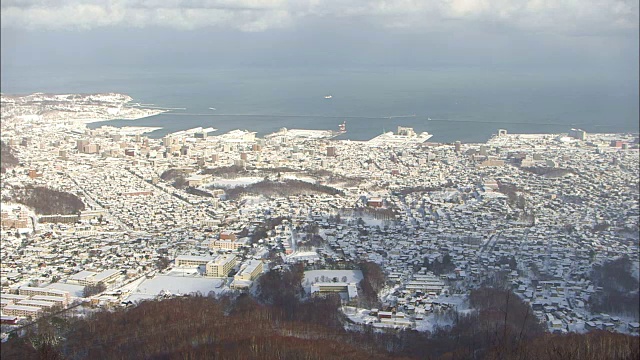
[2,269,638,360]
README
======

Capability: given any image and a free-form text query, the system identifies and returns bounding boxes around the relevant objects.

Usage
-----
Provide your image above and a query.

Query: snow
[209,177,264,189]
[117,126,163,135]
[414,294,470,332]
[45,282,85,298]
[281,174,317,184]
[285,251,320,263]
[414,312,456,332]
[302,270,363,292]
[342,215,386,227]
[342,306,378,325]
[126,274,226,302]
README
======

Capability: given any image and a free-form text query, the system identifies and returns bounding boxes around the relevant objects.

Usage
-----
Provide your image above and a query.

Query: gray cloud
[1,0,637,35]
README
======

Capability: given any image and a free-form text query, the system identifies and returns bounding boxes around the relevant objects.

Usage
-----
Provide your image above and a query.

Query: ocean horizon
[2,65,638,143]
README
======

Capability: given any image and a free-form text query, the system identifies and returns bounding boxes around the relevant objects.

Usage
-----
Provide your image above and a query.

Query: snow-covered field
[302,270,363,290]
[285,251,321,263]
[1,92,166,124]
[209,177,264,188]
[343,215,387,227]
[415,294,470,332]
[126,275,226,302]
[281,174,317,184]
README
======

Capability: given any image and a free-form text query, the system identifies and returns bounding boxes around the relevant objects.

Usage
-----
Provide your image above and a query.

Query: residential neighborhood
[1,94,638,337]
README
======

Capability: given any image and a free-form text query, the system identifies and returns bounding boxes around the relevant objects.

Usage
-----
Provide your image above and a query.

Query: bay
[2,65,637,143]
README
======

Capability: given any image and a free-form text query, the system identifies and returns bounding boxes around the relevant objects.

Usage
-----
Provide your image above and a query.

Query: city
[1,93,638,340]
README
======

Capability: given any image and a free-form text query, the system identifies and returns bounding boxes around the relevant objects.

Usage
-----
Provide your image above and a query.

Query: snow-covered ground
[415,311,457,332]
[281,174,317,184]
[209,177,264,188]
[46,282,85,298]
[342,306,378,325]
[285,250,321,263]
[117,126,163,135]
[125,274,227,302]
[343,214,387,227]
[1,92,166,124]
[302,270,363,291]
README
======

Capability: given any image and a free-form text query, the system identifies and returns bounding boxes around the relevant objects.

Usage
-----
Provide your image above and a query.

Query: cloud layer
[1,0,638,34]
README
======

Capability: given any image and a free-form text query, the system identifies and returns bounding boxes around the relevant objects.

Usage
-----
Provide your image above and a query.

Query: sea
[2,66,638,143]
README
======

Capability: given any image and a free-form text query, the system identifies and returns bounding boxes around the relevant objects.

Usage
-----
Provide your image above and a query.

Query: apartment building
[205,255,236,277]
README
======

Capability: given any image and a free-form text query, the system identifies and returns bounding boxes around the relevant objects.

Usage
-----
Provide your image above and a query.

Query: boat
[324,95,332,99]
[209,107,216,110]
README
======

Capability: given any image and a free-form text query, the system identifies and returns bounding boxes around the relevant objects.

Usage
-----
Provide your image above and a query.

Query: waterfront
[2,66,638,143]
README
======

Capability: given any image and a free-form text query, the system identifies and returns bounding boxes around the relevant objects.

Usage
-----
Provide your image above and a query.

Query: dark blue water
[2,66,637,143]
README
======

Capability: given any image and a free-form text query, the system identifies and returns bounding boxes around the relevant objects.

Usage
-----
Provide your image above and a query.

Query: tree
[83,283,107,298]
[155,257,171,271]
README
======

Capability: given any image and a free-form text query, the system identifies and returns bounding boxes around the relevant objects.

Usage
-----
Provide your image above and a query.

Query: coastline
[77,108,168,124]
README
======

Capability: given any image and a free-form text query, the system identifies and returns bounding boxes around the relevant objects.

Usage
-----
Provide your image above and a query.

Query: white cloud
[1,0,637,34]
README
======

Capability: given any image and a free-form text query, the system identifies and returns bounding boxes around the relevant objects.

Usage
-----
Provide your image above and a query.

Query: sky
[1,0,638,72]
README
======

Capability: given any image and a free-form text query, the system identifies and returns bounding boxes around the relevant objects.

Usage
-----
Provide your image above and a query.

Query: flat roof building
[205,255,236,278]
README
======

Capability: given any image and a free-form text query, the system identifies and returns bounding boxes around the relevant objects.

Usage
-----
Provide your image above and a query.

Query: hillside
[2,270,638,360]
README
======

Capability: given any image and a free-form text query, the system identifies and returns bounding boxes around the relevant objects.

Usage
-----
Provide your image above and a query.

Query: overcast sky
[1,0,638,71]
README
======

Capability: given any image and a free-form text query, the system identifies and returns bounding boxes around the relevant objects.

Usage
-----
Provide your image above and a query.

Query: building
[3,304,41,318]
[83,144,99,154]
[18,286,70,301]
[17,299,57,311]
[310,282,358,300]
[0,298,13,310]
[77,139,89,151]
[1,315,18,325]
[205,255,236,277]
[234,260,263,281]
[230,260,264,289]
[1,294,29,302]
[219,231,237,241]
[397,126,416,137]
[479,159,505,167]
[211,237,250,250]
[327,146,336,157]
[367,197,384,208]
[68,269,120,286]
[31,295,68,307]
[175,255,216,267]
[185,175,208,187]
[1,209,30,229]
[92,269,121,286]
[569,128,586,140]
[68,270,99,286]
[28,169,43,179]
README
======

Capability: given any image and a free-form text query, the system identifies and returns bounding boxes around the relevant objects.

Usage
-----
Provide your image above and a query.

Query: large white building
[174,255,216,267]
[18,286,71,301]
[310,282,358,300]
[68,269,120,287]
[230,260,264,289]
[205,255,236,277]
[235,260,263,282]
[3,304,42,318]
